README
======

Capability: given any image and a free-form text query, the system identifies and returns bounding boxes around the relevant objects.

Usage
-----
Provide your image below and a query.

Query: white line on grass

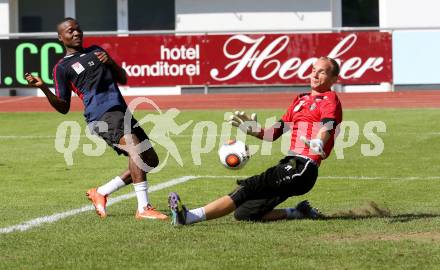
[2,174,440,234]
[0,175,197,234]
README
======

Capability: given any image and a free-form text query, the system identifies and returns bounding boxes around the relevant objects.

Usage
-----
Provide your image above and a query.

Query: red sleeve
[320,94,342,124]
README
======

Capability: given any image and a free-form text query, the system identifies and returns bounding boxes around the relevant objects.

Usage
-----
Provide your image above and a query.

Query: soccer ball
[218,139,250,169]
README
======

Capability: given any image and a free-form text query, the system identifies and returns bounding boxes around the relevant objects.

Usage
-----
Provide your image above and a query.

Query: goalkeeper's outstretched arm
[256,120,285,141]
[229,111,286,141]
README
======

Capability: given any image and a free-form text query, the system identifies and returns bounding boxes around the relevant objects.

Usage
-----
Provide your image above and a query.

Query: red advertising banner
[84,32,391,87]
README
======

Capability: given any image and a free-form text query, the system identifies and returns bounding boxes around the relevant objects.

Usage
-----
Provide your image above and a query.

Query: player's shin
[97,176,126,196]
[133,181,149,212]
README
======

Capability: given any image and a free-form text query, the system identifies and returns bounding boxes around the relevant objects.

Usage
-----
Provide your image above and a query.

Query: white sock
[133,181,149,212]
[185,207,206,224]
[97,176,126,196]
[285,208,304,219]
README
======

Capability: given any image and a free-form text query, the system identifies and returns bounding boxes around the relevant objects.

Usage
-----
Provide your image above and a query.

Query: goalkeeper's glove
[228,111,262,137]
[309,138,325,156]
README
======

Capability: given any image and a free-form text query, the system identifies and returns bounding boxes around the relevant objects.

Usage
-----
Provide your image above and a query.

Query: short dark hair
[57,17,77,32]
[319,56,340,77]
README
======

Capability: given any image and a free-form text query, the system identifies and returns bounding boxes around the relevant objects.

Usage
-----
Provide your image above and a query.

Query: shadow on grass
[387,213,440,223]
[322,201,440,223]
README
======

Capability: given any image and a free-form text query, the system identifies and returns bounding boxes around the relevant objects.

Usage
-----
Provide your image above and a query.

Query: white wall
[0,0,10,34]
[393,30,440,85]
[380,0,440,28]
[176,0,336,32]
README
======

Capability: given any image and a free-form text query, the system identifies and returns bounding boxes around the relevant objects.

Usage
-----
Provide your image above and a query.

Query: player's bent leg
[234,196,288,222]
[120,169,133,185]
[119,133,158,174]
[120,134,168,220]
[232,156,320,222]
[143,147,159,169]
[203,196,236,220]
[235,199,323,222]
[119,134,145,178]
[131,120,159,171]
[87,111,164,219]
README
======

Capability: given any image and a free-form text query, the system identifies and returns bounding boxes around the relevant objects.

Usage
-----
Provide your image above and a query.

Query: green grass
[1,109,440,269]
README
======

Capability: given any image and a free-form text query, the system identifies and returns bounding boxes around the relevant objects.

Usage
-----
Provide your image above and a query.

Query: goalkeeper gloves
[300,136,327,158]
[228,111,262,137]
[309,138,325,156]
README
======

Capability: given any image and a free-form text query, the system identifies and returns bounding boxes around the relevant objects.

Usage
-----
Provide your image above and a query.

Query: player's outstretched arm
[229,111,262,138]
[25,73,70,114]
[229,111,285,141]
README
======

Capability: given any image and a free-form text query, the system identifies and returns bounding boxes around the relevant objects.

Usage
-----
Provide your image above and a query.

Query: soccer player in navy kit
[168,57,342,226]
[25,18,167,220]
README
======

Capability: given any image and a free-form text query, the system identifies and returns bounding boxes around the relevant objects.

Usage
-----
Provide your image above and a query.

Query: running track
[1,91,440,112]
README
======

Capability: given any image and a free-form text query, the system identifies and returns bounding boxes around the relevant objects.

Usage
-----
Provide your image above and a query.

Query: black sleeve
[320,118,338,132]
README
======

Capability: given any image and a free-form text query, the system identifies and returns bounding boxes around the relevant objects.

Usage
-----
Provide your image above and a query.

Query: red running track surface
[1,91,440,112]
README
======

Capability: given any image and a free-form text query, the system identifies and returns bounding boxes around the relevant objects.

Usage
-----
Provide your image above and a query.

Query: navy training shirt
[53,46,127,122]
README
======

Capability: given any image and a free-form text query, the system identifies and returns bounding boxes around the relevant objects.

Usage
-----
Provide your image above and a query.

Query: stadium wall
[175,0,341,31]
[379,0,440,28]
[0,0,10,34]
[393,30,440,85]
[1,0,440,96]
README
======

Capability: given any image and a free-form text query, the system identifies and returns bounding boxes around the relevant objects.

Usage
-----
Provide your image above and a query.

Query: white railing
[1,26,440,38]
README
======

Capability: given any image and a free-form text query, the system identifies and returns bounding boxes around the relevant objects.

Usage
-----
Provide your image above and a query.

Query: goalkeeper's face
[310,59,338,93]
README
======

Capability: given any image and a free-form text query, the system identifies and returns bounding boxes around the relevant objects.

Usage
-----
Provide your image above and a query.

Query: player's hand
[309,138,324,156]
[228,111,261,137]
[25,73,44,87]
[95,51,114,65]
[300,136,327,158]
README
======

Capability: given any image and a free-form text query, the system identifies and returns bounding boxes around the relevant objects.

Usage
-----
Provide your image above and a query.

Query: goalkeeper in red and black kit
[168,57,343,225]
[25,18,167,220]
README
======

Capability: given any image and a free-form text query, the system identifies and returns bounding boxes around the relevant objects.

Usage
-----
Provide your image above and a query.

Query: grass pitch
[1,108,440,269]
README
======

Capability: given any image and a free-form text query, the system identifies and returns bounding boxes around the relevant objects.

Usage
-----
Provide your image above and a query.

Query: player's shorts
[89,108,150,156]
[233,196,290,221]
[229,155,318,221]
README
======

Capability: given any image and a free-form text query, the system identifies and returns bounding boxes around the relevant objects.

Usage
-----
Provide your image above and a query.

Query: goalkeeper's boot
[136,204,168,220]
[168,192,188,226]
[86,188,108,218]
[295,200,323,219]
